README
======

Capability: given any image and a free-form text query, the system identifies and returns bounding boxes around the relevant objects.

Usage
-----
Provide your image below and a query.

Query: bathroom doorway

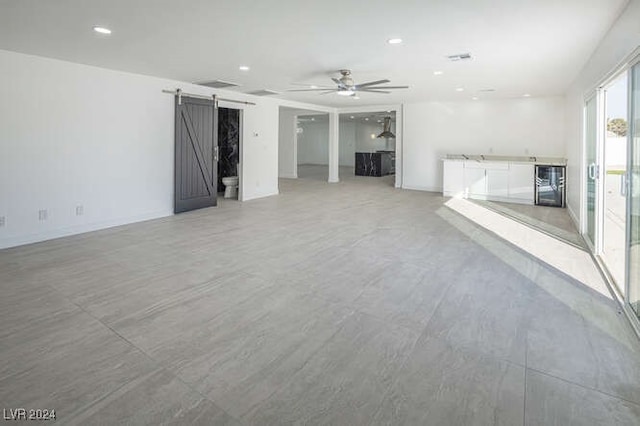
[218,107,241,200]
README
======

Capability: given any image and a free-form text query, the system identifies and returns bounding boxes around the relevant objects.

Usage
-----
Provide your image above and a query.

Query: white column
[328,111,339,183]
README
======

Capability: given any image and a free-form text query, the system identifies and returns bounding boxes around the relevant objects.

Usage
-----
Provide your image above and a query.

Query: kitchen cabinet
[508,164,535,202]
[443,160,535,204]
[486,169,509,198]
[463,165,486,196]
[443,160,464,196]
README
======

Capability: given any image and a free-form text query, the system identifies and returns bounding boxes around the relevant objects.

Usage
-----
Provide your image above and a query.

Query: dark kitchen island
[355,151,395,176]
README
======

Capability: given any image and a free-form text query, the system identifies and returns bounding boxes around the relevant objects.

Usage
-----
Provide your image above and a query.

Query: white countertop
[443,154,567,166]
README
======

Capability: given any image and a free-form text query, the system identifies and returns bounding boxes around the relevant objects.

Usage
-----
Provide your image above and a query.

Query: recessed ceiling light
[239,65,250,71]
[523,93,531,97]
[350,116,355,119]
[311,118,315,121]
[365,118,369,121]
[433,71,444,76]
[387,38,403,44]
[93,26,111,34]
[472,97,479,100]
[456,87,464,92]
[310,85,318,89]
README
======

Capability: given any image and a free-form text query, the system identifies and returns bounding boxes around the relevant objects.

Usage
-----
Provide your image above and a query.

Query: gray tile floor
[1,173,640,425]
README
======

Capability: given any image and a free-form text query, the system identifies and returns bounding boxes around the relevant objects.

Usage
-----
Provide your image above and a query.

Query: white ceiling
[0,0,628,107]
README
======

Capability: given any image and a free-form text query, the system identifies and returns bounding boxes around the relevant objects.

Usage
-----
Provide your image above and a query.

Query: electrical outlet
[38,209,48,221]
[76,205,84,216]
[0,216,5,227]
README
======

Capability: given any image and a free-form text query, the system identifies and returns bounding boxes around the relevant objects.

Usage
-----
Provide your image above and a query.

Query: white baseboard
[0,209,173,250]
[279,173,298,179]
[242,189,279,202]
[567,203,579,230]
[401,184,441,193]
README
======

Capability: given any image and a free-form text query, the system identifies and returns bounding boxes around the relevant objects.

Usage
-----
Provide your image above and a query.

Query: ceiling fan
[287,69,409,96]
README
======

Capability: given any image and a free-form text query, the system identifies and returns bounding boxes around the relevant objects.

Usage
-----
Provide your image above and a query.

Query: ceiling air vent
[246,89,280,96]
[447,53,472,61]
[478,88,496,92]
[196,80,240,89]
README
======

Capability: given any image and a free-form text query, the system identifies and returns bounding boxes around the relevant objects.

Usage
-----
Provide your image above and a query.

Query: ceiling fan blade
[356,79,391,88]
[331,77,345,87]
[319,90,337,95]
[362,85,409,90]
[290,83,334,88]
[286,88,335,92]
[358,89,392,94]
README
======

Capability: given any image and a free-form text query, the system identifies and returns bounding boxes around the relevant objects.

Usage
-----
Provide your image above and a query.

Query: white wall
[402,97,566,192]
[278,108,297,178]
[297,121,329,165]
[355,121,396,152]
[564,0,640,226]
[339,121,356,167]
[0,49,280,249]
[240,97,280,200]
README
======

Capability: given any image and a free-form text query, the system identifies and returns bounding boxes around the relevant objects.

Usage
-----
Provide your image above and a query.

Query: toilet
[221,176,239,199]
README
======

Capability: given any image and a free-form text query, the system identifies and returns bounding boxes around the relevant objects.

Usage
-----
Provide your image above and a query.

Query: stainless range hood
[377,116,395,139]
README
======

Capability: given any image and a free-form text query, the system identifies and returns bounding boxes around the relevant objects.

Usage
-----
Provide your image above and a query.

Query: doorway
[296,114,330,181]
[338,111,397,187]
[217,107,241,200]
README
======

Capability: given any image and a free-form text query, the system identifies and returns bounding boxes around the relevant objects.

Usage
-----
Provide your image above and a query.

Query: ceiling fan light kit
[287,69,408,97]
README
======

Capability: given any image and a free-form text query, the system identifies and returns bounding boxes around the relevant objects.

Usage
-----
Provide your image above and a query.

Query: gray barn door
[175,95,218,213]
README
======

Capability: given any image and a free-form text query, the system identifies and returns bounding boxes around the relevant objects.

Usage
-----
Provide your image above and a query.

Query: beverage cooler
[535,165,565,207]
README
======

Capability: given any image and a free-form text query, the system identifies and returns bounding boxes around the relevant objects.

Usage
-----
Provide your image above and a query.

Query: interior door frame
[217,101,244,201]
[625,54,640,301]
[582,90,601,254]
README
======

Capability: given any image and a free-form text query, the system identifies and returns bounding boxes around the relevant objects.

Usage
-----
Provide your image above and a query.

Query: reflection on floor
[297,164,395,187]
[469,199,585,249]
[1,177,639,424]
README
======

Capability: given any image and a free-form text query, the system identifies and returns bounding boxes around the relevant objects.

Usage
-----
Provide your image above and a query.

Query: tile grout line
[368,276,458,422]
[525,365,640,408]
[40,281,247,426]
[523,332,528,426]
[240,308,360,421]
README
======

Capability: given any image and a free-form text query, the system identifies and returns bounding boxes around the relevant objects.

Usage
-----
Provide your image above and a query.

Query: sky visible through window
[606,72,628,121]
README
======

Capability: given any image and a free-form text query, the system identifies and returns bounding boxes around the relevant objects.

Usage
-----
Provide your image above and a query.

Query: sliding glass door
[602,73,629,289]
[628,62,640,318]
[584,59,640,322]
[585,95,599,249]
